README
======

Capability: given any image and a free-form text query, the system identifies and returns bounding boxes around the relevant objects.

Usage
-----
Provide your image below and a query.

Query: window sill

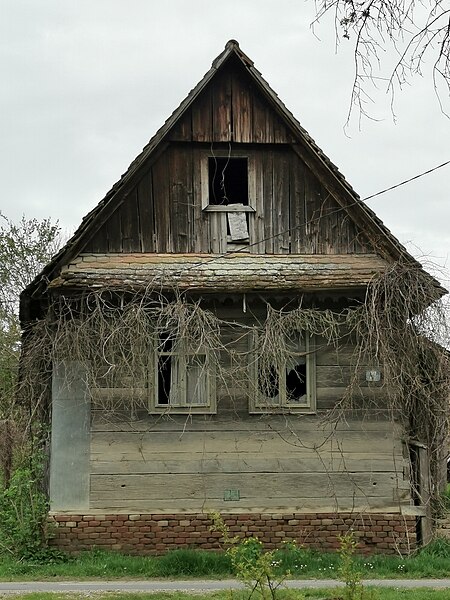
[149,405,217,415]
[249,406,316,415]
[203,205,255,213]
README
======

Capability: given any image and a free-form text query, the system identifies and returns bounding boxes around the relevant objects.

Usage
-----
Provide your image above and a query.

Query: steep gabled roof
[20,40,446,322]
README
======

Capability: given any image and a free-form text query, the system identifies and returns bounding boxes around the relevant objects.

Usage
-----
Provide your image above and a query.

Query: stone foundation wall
[50,512,418,555]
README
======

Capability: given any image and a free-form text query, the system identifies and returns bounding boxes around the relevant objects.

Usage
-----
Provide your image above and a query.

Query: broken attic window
[208,157,248,206]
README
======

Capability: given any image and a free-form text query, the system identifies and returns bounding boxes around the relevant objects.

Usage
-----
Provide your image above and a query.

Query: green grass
[3,590,450,600]
[0,538,450,580]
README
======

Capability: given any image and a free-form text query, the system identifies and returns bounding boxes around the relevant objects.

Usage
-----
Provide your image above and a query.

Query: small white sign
[366,369,381,382]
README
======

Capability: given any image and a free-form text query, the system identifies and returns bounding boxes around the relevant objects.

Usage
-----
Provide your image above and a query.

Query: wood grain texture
[91,429,403,455]
[74,142,375,259]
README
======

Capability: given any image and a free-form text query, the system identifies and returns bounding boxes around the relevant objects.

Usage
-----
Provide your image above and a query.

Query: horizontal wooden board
[89,497,411,513]
[90,471,408,501]
[316,344,356,366]
[316,365,385,388]
[91,413,399,433]
[91,429,403,456]
[90,454,404,475]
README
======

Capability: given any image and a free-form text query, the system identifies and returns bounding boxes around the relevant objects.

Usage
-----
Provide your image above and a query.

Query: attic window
[208,157,248,206]
[201,152,255,217]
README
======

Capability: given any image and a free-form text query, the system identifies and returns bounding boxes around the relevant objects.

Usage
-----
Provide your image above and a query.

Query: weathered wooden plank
[90,471,406,501]
[120,189,141,252]
[316,387,387,408]
[232,70,252,143]
[273,113,292,143]
[252,93,271,143]
[168,109,192,141]
[91,430,402,455]
[212,69,232,142]
[89,497,410,513]
[304,170,321,254]
[137,170,155,253]
[272,152,290,253]
[192,86,212,142]
[91,412,398,432]
[106,207,122,253]
[86,223,108,253]
[262,150,274,253]
[315,184,333,254]
[91,455,403,475]
[209,212,227,253]
[317,365,384,388]
[290,153,306,253]
[249,154,264,253]
[170,147,191,253]
[315,343,356,366]
[323,195,340,255]
[151,152,170,253]
[191,148,208,252]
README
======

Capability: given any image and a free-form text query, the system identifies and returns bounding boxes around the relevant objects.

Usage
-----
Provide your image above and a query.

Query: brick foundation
[49,512,418,555]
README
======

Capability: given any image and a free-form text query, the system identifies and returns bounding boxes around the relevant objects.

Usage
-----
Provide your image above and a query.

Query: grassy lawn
[2,590,450,600]
[0,538,450,581]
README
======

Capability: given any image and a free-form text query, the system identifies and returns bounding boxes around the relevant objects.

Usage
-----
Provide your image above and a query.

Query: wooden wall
[166,58,296,145]
[82,58,372,257]
[88,307,409,515]
[83,144,370,256]
[90,416,408,514]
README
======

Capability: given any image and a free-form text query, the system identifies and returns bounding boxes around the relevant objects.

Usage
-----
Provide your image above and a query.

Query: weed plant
[0,538,450,581]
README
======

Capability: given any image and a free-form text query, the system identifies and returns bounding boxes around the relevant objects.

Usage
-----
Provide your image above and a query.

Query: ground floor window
[150,333,216,414]
[249,331,316,413]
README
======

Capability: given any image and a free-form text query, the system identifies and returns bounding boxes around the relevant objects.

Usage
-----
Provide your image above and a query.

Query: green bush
[0,452,63,562]
[418,536,450,558]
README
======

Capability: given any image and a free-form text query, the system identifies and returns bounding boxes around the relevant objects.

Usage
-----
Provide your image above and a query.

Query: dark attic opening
[208,157,248,205]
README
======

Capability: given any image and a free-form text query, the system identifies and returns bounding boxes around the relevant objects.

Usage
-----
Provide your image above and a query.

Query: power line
[362,159,450,201]
[178,157,450,274]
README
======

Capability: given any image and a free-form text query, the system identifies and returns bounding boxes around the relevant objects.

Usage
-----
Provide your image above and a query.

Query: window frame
[249,331,316,414]
[200,150,256,213]
[148,336,217,414]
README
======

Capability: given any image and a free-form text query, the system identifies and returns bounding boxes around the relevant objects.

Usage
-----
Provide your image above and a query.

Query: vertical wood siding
[81,58,372,257]
[83,145,371,255]
[168,60,296,145]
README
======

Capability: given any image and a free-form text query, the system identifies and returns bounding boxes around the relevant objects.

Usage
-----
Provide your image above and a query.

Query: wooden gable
[81,143,373,255]
[167,55,296,145]
[80,50,373,257]
[20,40,446,320]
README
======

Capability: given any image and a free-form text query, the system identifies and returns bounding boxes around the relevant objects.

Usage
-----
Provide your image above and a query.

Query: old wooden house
[20,41,447,555]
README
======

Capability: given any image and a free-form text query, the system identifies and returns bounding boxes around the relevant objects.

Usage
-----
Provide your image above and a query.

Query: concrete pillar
[50,361,90,511]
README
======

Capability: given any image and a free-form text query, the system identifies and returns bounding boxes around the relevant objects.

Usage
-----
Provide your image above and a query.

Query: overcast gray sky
[1,1,449,283]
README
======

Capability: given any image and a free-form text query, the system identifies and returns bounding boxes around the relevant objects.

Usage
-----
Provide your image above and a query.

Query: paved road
[1,579,450,593]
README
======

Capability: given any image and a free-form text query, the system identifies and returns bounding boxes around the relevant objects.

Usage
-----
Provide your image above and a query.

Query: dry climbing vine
[13,261,450,514]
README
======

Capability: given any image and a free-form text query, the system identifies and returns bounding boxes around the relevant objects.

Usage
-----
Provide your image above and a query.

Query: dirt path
[1,579,450,593]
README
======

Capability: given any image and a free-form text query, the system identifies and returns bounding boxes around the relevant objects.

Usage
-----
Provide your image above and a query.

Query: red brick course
[49,512,417,556]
